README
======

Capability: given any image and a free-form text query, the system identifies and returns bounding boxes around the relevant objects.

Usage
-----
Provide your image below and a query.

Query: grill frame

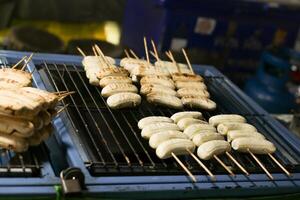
[1,50,300,198]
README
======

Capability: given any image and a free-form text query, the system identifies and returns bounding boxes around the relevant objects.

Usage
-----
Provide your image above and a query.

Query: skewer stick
[56,103,70,115]
[267,153,291,177]
[182,48,194,74]
[226,152,249,176]
[247,149,273,180]
[76,47,86,57]
[21,53,34,71]
[165,51,181,74]
[129,49,139,59]
[151,39,160,61]
[94,45,110,68]
[92,46,98,56]
[143,37,150,64]
[124,49,131,58]
[12,56,27,69]
[186,149,216,181]
[149,51,158,61]
[171,152,197,182]
[213,155,235,177]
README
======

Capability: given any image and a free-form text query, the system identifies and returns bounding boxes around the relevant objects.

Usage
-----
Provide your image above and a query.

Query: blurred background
[0,0,299,134]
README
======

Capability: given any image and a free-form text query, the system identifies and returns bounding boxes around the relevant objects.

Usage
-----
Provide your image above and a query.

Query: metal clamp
[60,167,85,196]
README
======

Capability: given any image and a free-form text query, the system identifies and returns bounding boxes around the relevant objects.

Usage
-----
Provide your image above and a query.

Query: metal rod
[76,47,86,57]
[268,153,291,177]
[143,37,150,64]
[181,48,194,74]
[247,149,273,180]
[226,151,249,176]
[187,149,216,181]
[11,56,27,69]
[21,53,34,71]
[171,152,197,182]
[213,155,235,177]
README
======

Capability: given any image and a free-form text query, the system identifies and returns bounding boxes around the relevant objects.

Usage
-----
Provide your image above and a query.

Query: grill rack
[36,61,300,177]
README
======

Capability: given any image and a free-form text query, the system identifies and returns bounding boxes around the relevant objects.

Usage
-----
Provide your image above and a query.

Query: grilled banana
[227,130,265,142]
[101,83,138,97]
[140,84,177,96]
[140,75,175,89]
[99,76,132,88]
[183,124,216,139]
[0,133,29,152]
[107,92,141,109]
[209,114,246,127]
[176,88,209,98]
[97,67,129,79]
[138,116,173,129]
[177,118,208,131]
[192,132,224,146]
[171,73,203,82]
[149,130,188,149]
[131,65,170,77]
[0,115,34,137]
[156,139,195,159]
[231,137,276,154]
[141,122,180,139]
[197,140,231,160]
[146,92,183,109]
[171,111,203,123]
[175,81,207,90]
[182,96,216,110]
[217,122,257,135]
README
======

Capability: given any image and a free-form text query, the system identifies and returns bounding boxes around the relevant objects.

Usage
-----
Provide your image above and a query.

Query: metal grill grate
[37,62,300,177]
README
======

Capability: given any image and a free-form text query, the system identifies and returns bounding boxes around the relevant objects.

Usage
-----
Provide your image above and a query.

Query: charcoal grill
[0,50,300,199]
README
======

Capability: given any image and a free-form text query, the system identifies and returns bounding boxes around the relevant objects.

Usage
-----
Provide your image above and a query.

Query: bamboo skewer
[267,153,291,177]
[76,47,86,57]
[165,51,181,74]
[186,149,216,181]
[124,49,131,58]
[56,103,70,115]
[12,56,27,69]
[182,48,194,74]
[151,39,160,61]
[94,45,111,68]
[21,53,34,71]
[213,155,235,177]
[225,152,249,176]
[247,149,273,180]
[143,37,150,64]
[171,152,197,182]
[150,51,159,61]
[129,49,139,59]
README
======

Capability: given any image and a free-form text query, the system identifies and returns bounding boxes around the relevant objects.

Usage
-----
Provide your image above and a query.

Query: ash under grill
[37,62,300,177]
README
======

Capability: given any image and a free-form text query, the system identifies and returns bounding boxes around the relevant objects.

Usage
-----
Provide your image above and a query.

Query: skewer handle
[213,155,235,177]
[12,56,27,69]
[171,152,197,182]
[143,37,150,64]
[21,53,34,71]
[151,39,160,61]
[129,49,139,59]
[247,149,274,180]
[226,152,249,176]
[76,47,86,57]
[182,48,194,74]
[268,153,291,177]
[124,49,131,58]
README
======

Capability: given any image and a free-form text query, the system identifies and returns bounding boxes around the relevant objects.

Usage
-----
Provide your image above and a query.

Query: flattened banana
[149,130,187,149]
[101,83,138,97]
[0,133,29,152]
[217,122,257,135]
[171,73,203,82]
[183,124,216,139]
[176,88,209,98]
[140,84,176,96]
[140,76,175,89]
[209,114,246,127]
[141,122,180,139]
[171,111,202,123]
[197,140,231,160]
[175,81,207,90]
[231,137,276,154]
[107,92,141,109]
[97,67,129,79]
[146,92,183,109]
[177,118,208,131]
[227,130,265,142]
[193,132,224,146]
[156,139,195,159]
[138,116,173,129]
[182,96,216,110]
[99,76,132,88]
